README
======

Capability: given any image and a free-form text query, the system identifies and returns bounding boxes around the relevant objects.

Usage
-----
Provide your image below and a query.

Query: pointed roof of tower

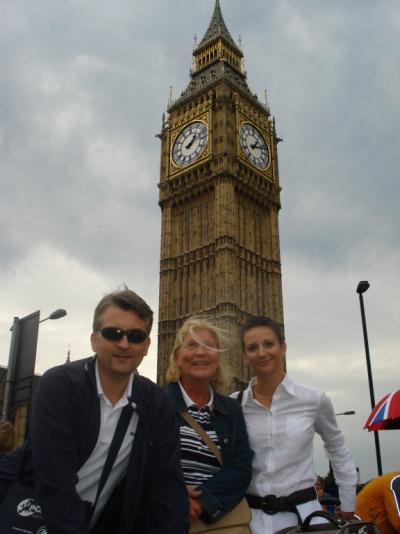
[197,0,241,54]
[169,0,271,114]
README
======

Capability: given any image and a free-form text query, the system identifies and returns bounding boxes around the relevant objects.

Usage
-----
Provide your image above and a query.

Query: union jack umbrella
[364,389,400,431]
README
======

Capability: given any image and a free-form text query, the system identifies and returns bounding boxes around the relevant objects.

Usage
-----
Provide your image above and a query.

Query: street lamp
[39,308,67,323]
[2,308,67,421]
[356,281,383,476]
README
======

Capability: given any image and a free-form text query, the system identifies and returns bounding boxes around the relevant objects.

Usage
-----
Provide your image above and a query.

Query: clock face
[239,123,269,169]
[172,121,208,167]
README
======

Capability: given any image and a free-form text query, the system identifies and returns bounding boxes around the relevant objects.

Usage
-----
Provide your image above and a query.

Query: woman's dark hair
[240,316,285,350]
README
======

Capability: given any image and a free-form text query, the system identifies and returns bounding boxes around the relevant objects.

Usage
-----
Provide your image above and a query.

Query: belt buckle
[261,494,279,515]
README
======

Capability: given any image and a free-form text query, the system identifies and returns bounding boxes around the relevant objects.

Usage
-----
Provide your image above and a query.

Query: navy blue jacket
[166,382,253,523]
[30,357,189,534]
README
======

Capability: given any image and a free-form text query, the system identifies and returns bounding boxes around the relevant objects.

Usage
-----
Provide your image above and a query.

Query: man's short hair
[93,288,153,333]
[240,315,285,350]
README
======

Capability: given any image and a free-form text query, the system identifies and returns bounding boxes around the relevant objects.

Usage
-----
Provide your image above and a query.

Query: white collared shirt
[178,381,214,410]
[76,361,139,527]
[232,375,357,533]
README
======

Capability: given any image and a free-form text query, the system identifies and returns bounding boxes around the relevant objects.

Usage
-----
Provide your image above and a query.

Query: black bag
[275,511,380,533]
[0,404,133,534]
[0,439,34,505]
[0,480,47,534]
[0,439,45,533]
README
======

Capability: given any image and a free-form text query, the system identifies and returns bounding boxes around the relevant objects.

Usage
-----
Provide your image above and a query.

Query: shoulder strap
[180,410,223,467]
[92,403,133,511]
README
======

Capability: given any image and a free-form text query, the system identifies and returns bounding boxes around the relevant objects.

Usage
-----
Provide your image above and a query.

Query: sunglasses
[98,327,148,344]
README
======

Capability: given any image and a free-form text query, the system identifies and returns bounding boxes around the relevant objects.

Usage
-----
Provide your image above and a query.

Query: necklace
[253,386,273,406]
[253,386,272,398]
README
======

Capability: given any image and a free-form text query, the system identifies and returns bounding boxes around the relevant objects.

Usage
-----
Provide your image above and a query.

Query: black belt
[246,486,317,524]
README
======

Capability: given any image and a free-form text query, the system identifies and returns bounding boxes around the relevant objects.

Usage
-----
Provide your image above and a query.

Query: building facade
[0,365,41,447]
[157,1,284,389]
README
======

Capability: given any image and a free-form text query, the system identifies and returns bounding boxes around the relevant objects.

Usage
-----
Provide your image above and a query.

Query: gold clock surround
[239,122,270,170]
[171,120,209,168]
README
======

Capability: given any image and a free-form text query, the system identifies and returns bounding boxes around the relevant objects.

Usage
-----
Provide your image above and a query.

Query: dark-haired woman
[233,316,357,533]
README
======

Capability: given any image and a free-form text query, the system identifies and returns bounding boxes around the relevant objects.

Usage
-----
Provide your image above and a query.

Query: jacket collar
[85,355,97,390]
[166,381,228,415]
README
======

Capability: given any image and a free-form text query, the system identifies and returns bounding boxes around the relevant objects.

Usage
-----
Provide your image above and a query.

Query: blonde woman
[165,317,253,528]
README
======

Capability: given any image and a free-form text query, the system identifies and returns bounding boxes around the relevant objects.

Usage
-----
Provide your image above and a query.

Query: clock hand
[250,142,261,149]
[185,134,197,149]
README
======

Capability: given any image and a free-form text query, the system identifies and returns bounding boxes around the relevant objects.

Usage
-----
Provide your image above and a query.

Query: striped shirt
[178,383,221,486]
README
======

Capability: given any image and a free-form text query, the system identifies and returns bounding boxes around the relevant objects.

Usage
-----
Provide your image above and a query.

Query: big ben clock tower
[157,0,284,389]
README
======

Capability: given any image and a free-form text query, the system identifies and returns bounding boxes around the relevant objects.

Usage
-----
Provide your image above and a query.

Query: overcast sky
[1,0,399,483]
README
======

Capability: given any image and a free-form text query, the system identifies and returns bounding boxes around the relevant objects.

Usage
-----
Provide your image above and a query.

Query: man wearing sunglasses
[29,288,189,534]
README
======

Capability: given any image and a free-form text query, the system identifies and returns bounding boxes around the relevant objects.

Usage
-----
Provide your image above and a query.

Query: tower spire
[168,0,255,111]
[197,0,240,53]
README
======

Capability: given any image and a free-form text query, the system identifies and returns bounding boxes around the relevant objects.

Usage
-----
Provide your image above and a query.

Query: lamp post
[2,308,67,421]
[356,281,383,476]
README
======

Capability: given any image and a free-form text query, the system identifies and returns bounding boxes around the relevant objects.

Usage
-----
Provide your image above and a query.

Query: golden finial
[264,90,271,114]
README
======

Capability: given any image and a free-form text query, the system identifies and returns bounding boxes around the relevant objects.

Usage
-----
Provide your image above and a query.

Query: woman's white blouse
[232,375,356,533]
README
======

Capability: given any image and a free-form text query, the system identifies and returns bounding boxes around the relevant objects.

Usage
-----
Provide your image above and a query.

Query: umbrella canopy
[364,389,400,431]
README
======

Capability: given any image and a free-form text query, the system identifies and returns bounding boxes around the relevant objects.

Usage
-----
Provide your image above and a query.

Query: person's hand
[336,510,356,521]
[187,485,203,522]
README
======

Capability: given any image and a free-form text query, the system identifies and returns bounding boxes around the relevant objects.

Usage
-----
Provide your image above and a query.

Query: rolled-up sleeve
[315,392,357,512]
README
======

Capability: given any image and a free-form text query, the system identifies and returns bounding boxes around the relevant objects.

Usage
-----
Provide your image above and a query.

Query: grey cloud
[0,0,398,482]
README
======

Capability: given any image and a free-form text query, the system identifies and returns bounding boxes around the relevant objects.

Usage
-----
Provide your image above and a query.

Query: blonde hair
[0,420,15,453]
[165,316,230,392]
